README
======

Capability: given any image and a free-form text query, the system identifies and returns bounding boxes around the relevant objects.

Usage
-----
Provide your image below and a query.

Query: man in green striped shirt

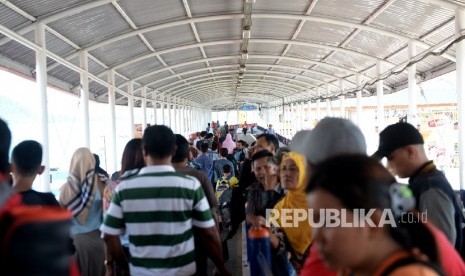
[101,125,230,276]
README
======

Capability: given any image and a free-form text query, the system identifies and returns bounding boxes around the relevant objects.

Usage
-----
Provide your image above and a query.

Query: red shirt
[300,224,465,276]
[427,223,465,276]
[300,244,337,276]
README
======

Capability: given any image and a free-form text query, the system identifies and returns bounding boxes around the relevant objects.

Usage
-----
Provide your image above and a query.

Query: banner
[240,104,257,111]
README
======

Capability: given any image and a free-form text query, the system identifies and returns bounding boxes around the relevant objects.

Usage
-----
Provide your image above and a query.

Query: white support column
[128,81,135,137]
[377,61,385,130]
[35,23,50,192]
[152,92,157,125]
[306,101,311,128]
[173,96,178,133]
[356,74,362,126]
[339,95,345,118]
[141,87,147,131]
[79,50,90,148]
[177,98,184,135]
[326,99,331,117]
[182,100,188,137]
[183,100,189,137]
[202,109,206,131]
[186,104,190,133]
[189,105,193,133]
[408,40,418,126]
[326,84,331,117]
[161,93,165,125]
[289,104,293,136]
[195,108,198,132]
[179,100,183,135]
[339,79,345,118]
[168,95,172,128]
[108,70,117,173]
[456,8,465,190]
[299,102,304,131]
[316,88,321,121]
[178,100,182,134]
[290,103,295,135]
[191,106,195,132]
[185,101,189,136]
[187,104,191,133]
[266,107,270,127]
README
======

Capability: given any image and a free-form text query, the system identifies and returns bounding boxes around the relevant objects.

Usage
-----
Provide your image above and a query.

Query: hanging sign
[240,104,257,111]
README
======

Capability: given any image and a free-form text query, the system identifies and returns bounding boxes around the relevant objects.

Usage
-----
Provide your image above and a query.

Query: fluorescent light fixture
[241,53,248,60]
[242,29,251,39]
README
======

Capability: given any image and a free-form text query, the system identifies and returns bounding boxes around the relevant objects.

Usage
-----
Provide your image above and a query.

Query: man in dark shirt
[11,140,59,206]
[172,134,219,276]
[245,150,283,227]
[374,122,462,249]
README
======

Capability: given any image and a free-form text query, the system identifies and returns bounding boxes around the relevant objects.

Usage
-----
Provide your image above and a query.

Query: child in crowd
[11,140,59,206]
[216,164,239,192]
[215,164,238,231]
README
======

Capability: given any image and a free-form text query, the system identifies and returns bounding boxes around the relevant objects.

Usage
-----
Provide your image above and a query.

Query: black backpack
[0,194,74,275]
[410,168,465,259]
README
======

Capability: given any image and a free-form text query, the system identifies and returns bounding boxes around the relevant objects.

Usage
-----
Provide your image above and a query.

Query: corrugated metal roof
[0,0,464,110]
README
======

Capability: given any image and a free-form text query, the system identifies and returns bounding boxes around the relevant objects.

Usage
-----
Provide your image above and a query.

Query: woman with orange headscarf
[269,152,313,274]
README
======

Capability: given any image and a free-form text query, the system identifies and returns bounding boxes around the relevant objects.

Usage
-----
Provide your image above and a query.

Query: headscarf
[222,133,236,154]
[273,152,312,255]
[59,148,98,225]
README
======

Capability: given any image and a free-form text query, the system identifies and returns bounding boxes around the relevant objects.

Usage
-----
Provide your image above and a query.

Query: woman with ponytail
[305,154,464,276]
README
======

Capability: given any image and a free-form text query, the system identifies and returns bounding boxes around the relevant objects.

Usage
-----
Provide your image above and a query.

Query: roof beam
[312,0,396,73]
[54,12,453,66]
[164,75,303,95]
[0,0,116,46]
[177,81,298,99]
[95,38,391,79]
[124,54,362,88]
[2,0,36,22]
[166,73,317,95]
[154,69,336,93]
[174,81,304,101]
[181,0,215,78]
[184,88,282,104]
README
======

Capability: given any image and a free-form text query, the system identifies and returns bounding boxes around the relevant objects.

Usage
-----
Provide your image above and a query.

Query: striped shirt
[100,165,215,276]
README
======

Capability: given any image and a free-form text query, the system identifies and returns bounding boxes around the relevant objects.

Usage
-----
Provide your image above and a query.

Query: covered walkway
[1,0,465,190]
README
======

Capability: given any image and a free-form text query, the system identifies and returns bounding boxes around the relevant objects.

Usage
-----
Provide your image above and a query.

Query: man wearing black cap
[375,122,463,250]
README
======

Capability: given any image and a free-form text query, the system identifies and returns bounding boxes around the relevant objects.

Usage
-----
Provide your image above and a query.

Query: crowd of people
[1,115,465,276]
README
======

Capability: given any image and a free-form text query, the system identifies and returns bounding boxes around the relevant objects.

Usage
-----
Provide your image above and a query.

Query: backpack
[410,167,465,259]
[0,194,76,275]
[217,174,233,190]
[216,175,234,206]
[208,160,218,184]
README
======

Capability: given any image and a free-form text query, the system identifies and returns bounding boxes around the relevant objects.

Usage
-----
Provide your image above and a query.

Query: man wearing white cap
[290,117,367,166]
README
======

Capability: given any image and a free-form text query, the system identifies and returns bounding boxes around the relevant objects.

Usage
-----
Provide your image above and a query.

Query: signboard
[240,104,257,111]
[134,124,151,138]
